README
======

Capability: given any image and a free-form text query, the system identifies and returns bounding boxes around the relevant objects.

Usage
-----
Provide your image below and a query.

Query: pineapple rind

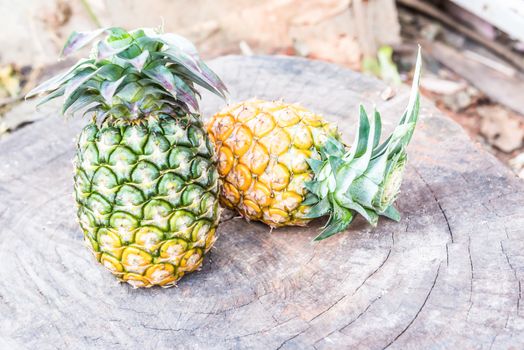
[209,48,422,240]
[208,100,338,228]
[76,113,219,288]
[28,27,228,287]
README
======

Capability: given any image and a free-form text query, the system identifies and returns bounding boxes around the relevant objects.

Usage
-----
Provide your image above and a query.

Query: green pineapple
[27,27,228,288]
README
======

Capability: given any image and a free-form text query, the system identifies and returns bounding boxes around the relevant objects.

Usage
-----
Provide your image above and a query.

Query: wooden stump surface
[1,56,524,349]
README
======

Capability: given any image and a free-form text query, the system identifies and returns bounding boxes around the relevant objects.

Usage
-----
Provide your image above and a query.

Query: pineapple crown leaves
[26,27,228,121]
[305,47,422,241]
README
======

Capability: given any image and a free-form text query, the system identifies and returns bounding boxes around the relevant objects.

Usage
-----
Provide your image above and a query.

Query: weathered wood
[1,56,524,349]
[450,0,524,42]
[398,0,524,72]
[424,41,524,117]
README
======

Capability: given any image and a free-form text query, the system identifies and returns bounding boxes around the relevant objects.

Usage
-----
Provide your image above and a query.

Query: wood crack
[275,328,309,350]
[481,202,501,218]
[352,231,395,296]
[489,314,510,350]
[339,295,383,332]
[16,252,51,304]
[382,263,442,349]
[466,236,474,320]
[204,293,268,315]
[445,243,450,267]
[414,168,454,243]
[314,295,384,347]
[139,323,190,333]
[309,295,346,322]
[500,241,522,315]
[227,317,298,340]
[436,201,453,243]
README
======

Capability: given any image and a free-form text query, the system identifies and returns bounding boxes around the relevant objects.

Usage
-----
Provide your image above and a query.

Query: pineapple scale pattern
[75,114,219,288]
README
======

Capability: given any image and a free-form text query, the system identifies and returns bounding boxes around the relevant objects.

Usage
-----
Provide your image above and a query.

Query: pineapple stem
[307,47,422,240]
[26,27,228,121]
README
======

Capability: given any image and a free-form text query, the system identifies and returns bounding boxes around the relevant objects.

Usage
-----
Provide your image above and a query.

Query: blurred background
[1,0,523,178]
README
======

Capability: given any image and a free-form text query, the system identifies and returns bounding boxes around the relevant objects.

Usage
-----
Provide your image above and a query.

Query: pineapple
[207,50,422,240]
[27,27,228,287]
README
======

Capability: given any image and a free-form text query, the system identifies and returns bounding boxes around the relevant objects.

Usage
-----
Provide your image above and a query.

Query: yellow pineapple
[208,100,338,227]
[207,50,422,240]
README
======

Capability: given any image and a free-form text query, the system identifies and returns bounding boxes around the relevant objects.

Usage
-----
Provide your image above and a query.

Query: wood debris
[478,105,524,153]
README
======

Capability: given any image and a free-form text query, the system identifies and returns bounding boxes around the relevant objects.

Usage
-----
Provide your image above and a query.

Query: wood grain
[424,41,524,117]
[1,56,523,349]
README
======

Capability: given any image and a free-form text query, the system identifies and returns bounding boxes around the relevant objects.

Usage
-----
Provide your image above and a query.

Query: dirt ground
[1,0,523,177]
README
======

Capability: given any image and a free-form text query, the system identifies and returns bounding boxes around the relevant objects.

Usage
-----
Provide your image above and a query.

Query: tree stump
[1,56,523,349]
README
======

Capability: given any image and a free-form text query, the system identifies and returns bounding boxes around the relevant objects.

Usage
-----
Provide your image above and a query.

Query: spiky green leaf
[125,50,149,72]
[100,76,126,103]
[305,47,422,240]
[372,109,382,149]
[381,205,401,221]
[302,196,330,219]
[61,28,109,57]
[28,26,228,120]
[26,59,96,98]
[96,39,133,61]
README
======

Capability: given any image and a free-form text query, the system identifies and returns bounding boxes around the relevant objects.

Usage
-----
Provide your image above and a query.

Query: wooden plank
[450,0,524,42]
[398,0,524,71]
[1,56,524,349]
[424,41,524,116]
